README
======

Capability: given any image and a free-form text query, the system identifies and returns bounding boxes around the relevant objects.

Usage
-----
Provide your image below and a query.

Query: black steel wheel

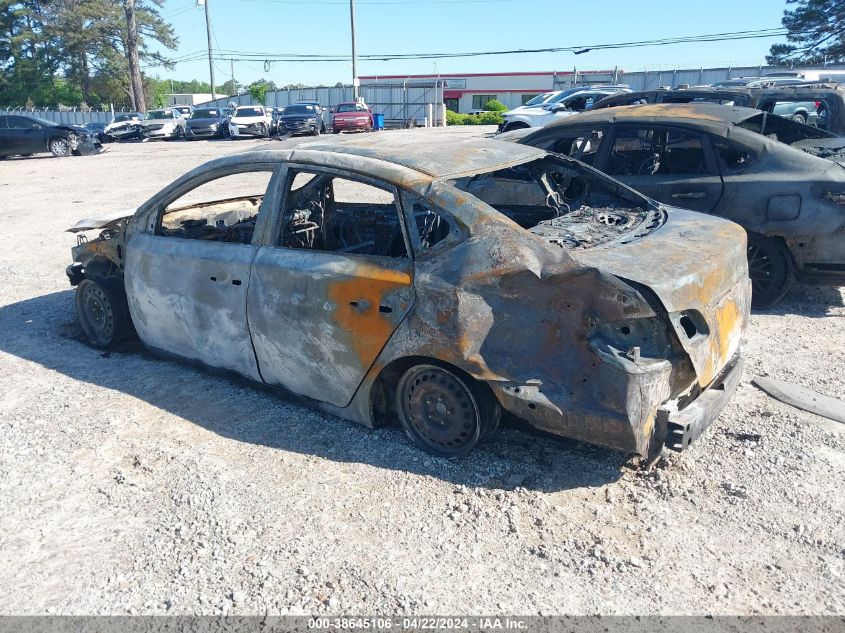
[747,233,793,309]
[75,277,131,348]
[396,364,483,457]
[49,138,70,157]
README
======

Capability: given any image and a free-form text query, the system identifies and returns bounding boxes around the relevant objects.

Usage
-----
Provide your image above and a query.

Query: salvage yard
[1,130,844,615]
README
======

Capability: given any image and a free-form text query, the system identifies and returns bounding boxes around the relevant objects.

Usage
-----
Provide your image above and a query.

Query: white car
[228,106,273,138]
[500,87,630,132]
[104,112,143,137]
[138,109,187,140]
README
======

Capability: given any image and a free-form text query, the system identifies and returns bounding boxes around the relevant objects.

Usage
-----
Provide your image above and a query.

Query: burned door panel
[600,125,723,213]
[125,233,261,379]
[247,249,414,407]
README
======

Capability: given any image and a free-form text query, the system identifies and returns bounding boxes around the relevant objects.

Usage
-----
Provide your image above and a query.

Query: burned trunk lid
[570,208,750,388]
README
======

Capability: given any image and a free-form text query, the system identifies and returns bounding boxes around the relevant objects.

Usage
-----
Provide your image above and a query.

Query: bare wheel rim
[50,139,69,156]
[747,242,778,296]
[399,366,480,453]
[80,282,114,342]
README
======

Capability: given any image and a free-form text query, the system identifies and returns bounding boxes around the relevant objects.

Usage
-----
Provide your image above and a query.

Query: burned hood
[67,210,134,233]
[572,207,750,387]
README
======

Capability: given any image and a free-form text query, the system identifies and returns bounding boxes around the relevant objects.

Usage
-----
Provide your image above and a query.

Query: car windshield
[235,107,263,117]
[146,110,172,120]
[283,105,314,115]
[544,89,583,105]
[336,103,367,113]
[524,93,553,106]
[113,114,139,123]
[191,109,219,119]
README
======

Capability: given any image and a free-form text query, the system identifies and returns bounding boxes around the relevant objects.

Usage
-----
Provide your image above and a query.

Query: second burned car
[65,136,749,461]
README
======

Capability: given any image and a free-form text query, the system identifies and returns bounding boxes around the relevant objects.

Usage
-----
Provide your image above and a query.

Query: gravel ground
[0,131,843,616]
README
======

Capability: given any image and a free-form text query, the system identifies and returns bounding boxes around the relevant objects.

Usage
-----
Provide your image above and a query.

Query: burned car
[511,103,845,307]
[65,136,749,460]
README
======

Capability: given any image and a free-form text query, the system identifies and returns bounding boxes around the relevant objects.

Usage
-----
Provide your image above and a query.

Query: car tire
[396,363,495,457]
[49,138,71,157]
[75,277,132,349]
[333,128,341,134]
[747,233,793,309]
[791,113,808,124]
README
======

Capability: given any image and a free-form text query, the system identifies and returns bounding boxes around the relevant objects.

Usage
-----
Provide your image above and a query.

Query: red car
[332,102,373,133]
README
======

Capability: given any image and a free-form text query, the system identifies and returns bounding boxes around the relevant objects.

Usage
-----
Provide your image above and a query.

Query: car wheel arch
[369,355,498,427]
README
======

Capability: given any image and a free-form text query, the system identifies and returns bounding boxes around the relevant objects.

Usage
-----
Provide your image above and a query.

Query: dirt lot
[0,131,843,616]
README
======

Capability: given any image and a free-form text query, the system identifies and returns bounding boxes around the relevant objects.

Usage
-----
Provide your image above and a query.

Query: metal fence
[0,107,128,125]
[10,63,845,125]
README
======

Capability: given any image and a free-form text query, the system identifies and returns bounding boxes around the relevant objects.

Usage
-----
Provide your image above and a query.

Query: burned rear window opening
[736,111,835,145]
[451,157,662,249]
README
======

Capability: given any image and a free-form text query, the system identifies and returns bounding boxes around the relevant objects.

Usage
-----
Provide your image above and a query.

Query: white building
[359,70,620,113]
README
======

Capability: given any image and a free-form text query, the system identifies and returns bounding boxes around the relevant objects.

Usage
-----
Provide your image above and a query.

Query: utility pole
[199,0,216,98]
[350,0,359,100]
[231,60,235,94]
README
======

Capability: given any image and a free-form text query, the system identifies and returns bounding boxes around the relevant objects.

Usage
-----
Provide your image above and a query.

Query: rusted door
[246,170,415,408]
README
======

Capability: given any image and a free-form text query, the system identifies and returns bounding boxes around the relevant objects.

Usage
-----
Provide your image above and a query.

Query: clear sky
[148,0,791,88]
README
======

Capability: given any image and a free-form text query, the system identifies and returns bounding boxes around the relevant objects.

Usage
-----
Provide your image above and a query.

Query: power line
[165,27,789,66]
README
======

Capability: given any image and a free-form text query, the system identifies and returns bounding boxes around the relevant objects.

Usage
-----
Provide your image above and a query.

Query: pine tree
[768,0,845,65]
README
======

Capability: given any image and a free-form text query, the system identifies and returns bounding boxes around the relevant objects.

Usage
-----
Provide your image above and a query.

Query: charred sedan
[512,103,845,307]
[65,136,749,460]
[0,114,101,158]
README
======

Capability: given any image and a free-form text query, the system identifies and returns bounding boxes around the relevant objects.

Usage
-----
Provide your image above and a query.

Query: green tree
[768,0,845,65]
[247,78,276,104]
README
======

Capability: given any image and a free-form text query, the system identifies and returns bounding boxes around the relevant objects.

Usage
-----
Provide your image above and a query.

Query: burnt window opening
[278,171,408,259]
[542,130,605,166]
[158,170,273,244]
[606,127,710,176]
[450,156,661,251]
[714,142,753,171]
[679,314,698,339]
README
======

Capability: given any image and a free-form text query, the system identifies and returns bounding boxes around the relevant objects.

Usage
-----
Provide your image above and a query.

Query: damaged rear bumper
[492,351,743,458]
[661,355,743,451]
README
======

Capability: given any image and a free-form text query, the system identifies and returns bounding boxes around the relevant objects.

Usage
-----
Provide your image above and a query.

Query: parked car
[228,105,273,138]
[65,136,749,460]
[500,86,631,132]
[276,104,322,136]
[139,109,186,140]
[171,105,194,117]
[589,89,756,111]
[332,102,373,133]
[511,103,845,307]
[296,100,327,131]
[502,92,558,116]
[104,112,144,141]
[185,107,228,140]
[0,114,101,158]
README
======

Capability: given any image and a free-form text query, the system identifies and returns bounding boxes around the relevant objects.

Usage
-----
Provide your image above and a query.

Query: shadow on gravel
[757,284,845,318]
[0,290,629,492]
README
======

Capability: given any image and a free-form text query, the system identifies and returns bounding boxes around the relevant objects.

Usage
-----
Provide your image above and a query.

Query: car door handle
[672,191,707,200]
[349,299,370,312]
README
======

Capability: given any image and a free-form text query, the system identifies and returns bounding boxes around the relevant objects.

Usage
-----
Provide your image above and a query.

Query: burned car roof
[546,103,762,128]
[299,134,546,179]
